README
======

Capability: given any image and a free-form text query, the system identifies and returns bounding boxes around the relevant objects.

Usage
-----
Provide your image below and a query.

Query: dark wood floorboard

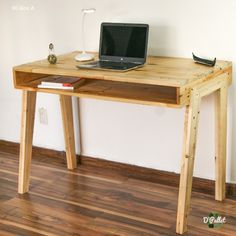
[0,150,235,236]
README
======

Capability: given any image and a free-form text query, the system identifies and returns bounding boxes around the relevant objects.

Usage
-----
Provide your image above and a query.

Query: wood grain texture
[176,71,231,234]
[59,95,77,169]
[17,75,180,108]
[215,84,228,201]
[11,53,232,235]
[77,98,83,155]
[13,52,231,87]
[0,139,235,198]
[13,52,232,108]
[176,89,201,234]
[0,149,235,235]
[18,91,37,194]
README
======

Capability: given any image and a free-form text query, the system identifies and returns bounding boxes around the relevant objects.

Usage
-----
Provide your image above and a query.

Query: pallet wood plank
[60,95,77,169]
[13,52,232,88]
[215,84,228,201]
[18,90,37,194]
[176,89,201,234]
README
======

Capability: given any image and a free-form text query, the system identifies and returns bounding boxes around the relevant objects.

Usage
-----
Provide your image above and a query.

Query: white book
[40,82,68,87]
[38,84,74,90]
[37,76,85,90]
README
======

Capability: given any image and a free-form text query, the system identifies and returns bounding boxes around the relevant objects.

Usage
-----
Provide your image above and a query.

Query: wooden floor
[0,150,235,236]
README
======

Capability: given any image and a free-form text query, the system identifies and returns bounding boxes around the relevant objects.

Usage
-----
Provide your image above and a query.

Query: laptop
[78,22,149,72]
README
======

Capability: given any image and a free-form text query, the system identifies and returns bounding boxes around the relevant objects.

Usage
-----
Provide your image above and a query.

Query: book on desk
[38,76,84,90]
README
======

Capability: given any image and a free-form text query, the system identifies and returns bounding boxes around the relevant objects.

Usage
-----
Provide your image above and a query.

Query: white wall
[0,0,235,183]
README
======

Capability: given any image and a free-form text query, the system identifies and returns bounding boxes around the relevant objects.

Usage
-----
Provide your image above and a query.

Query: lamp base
[75,52,95,62]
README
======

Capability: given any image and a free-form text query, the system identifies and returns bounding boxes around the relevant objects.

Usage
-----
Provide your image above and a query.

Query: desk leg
[176,90,201,234]
[77,98,83,155]
[215,85,228,201]
[60,95,77,169]
[18,90,37,194]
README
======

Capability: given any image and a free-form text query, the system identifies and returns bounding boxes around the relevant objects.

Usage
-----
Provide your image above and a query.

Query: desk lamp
[75,8,96,61]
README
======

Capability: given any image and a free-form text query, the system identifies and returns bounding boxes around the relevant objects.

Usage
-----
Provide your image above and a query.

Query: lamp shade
[82,8,96,14]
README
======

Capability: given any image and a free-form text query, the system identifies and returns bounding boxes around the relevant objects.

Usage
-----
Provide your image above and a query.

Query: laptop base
[78,60,143,72]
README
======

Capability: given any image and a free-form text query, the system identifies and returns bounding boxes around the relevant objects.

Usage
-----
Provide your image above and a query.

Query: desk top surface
[14,52,232,88]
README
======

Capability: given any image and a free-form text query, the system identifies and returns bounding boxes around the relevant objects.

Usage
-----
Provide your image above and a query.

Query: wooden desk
[13,52,232,234]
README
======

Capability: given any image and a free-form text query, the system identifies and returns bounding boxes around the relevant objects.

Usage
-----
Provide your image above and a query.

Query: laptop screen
[99,23,149,63]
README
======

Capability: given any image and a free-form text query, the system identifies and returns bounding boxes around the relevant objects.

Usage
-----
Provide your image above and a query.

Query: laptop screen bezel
[99,22,149,64]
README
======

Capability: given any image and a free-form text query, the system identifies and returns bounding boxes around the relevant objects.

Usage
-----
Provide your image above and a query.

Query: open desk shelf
[14,72,181,107]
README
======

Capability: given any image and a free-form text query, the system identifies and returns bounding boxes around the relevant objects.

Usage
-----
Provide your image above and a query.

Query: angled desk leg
[176,89,201,234]
[77,98,83,156]
[18,90,37,194]
[215,85,228,201]
[60,95,77,169]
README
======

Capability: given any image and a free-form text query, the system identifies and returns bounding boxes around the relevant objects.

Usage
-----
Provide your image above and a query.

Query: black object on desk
[192,53,216,67]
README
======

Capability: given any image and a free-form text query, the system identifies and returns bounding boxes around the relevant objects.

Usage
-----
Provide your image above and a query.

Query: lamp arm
[81,12,86,54]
